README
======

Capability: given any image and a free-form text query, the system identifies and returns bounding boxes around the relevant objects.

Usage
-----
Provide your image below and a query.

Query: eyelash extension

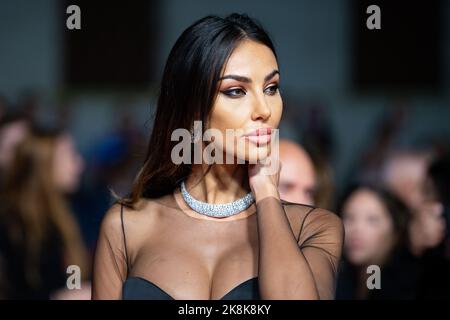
[221,84,280,98]
[265,84,279,95]
[221,88,246,98]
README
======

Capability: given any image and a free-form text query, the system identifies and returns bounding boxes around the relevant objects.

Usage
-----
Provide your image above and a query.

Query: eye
[221,88,246,98]
[264,84,279,96]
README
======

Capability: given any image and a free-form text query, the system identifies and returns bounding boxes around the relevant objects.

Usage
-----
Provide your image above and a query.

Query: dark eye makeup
[264,84,279,95]
[221,88,246,98]
[220,83,280,98]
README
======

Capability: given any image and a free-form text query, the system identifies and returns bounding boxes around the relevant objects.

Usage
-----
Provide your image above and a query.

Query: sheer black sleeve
[297,206,344,299]
[256,196,344,299]
[91,204,129,300]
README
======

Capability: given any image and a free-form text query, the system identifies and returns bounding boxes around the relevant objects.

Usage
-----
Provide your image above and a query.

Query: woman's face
[53,134,84,193]
[342,189,396,266]
[208,40,282,163]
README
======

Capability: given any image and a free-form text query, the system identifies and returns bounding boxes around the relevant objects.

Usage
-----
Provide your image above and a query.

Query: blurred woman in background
[0,126,88,299]
[336,184,419,299]
[0,113,30,185]
[414,152,450,299]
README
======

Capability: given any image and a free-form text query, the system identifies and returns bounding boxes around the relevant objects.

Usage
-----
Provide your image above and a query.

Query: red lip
[244,127,273,136]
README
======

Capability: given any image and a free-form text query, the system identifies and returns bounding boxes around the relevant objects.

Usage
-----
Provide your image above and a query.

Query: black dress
[122,276,260,300]
[92,188,343,300]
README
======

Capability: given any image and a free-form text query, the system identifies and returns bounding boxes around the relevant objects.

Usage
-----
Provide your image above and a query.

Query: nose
[251,92,272,122]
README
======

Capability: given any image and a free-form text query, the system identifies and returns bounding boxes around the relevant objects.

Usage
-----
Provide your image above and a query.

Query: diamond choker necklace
[180,181,255,218]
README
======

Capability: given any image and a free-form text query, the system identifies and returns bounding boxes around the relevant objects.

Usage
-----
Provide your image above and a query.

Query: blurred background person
[382,149,446,256]
[426,152,450,251]
[0,126,89,299]
[382,149,434,214]
[0,112,30,184]
[336,184,418,300]
[278,139,316,206]
[309,151,335,210]
[278,139,335,209]
[412,152,450,299]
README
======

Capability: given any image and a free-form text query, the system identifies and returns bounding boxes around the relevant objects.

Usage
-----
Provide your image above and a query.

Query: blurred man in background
[278,139,335,209]
[278,139,316,206]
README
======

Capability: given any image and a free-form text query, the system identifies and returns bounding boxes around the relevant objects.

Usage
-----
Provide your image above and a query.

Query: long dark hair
[125,13,277,205]
[336,184,414,300]
[0,126,88,288]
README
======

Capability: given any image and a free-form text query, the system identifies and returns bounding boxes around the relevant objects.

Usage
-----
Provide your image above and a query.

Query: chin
[347,254,371,267]
[237,154,270,165]
[242,146,272,164]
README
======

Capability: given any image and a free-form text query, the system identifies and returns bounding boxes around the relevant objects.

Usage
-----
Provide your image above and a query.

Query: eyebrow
[219,69,280,83]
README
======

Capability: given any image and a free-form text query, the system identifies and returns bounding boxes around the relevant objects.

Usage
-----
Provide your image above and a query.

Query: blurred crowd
[0,93,145,299]
[0,92,449,300]
[278,100,450,299]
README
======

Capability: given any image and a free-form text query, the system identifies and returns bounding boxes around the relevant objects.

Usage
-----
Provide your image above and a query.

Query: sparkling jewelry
[180,181,254,218]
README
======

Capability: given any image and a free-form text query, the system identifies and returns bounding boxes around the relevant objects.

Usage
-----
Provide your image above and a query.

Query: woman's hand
[248,151,281,201]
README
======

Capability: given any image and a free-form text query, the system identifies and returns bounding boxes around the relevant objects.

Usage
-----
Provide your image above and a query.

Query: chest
[126,209,301,299]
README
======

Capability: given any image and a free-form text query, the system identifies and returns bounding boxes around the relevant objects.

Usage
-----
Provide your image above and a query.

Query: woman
[92,13,343,300]
[336,184,419,299]
[413,152,450,299]
[0,126,88,299]
[0,112,30,184]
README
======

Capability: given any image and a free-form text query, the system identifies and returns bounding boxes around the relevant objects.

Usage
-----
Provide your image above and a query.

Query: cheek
[268,95,283,125]
[208,98,250,157]
[364,223,395,253]
[208,94,283,161]
[209,96,250,131]
[343,223,360,245]
[210,93,283,130]
[343,220,374,244]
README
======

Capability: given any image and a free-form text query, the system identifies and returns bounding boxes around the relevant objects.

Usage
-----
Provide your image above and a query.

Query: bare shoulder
[98,197,167,254]
[108,195,178,239]
[99,198,155,234]
[99,202,124,234]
